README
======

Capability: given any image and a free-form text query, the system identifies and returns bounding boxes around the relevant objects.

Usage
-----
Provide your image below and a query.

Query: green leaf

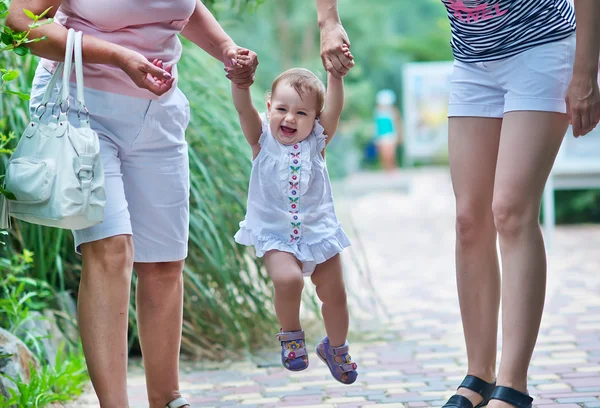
[0,32,10,45]
[13,46,30,56]
[39,6,53,19]
[24,37,46,44]
[12,31,26,41]
[30,20,53,29]
[1,70,19,82]
[0,186,16,200]
[4,90,30,101]
[23,9,36,20]
[3,26,13,35]
[39,17,54,26]
[0,11,9,19]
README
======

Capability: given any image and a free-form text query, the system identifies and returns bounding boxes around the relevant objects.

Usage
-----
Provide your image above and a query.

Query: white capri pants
[29,63,191,263]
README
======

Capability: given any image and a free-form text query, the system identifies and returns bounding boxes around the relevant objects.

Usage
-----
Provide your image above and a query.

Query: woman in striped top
[441,1,600,408]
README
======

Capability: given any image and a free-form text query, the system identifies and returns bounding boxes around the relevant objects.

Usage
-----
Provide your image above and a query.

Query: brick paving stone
[575,388,600,393]
[556,397,600,404]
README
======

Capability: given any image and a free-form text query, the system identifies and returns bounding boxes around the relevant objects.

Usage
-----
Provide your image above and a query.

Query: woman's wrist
[318,16,341,31]
[573,61,598,78]
[110,44,129,68]
[218,39,237,62]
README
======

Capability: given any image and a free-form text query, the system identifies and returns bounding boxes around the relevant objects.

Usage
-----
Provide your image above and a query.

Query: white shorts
[448,34,575,118]
[29,64,191,262]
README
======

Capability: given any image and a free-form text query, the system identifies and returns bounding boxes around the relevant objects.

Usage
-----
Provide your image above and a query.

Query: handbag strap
[38,28,76,110]
[72,30,88,124]
[59,28,75,103]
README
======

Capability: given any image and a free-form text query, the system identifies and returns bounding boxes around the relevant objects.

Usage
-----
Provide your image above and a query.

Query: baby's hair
[268,68,326,114]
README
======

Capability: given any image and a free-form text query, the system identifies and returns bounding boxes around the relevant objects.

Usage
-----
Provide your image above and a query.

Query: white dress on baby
[234,114,351,275]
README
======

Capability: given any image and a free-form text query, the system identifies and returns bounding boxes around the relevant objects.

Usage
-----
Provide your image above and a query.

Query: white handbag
[2,28,105,230]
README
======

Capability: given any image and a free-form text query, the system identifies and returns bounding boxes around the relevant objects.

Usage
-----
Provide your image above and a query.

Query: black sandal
[489,386,533,408]
[442,375,496,408]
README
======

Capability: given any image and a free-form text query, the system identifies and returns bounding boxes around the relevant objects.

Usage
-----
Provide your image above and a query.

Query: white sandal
[166,397,190,408]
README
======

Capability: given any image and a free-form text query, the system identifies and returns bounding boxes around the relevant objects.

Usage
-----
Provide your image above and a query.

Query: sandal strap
[277,329,305,342]
[459,375,496,400]
[284,347,307,358]
[340,362,357,372]
[443,394,475,408]
[330,341,349,356]
[166,397,189,408]
[489,386,533,408]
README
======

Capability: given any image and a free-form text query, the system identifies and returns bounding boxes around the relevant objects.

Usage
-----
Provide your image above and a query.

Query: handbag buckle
[34,103,47,119]
[77,105,90,122]
[51,99,70,119]
[77,167,94,181]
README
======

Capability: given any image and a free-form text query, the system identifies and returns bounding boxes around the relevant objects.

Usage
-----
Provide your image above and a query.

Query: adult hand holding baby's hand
[320,21,354,78]
[115,47,174,96]
[224,46,259,89]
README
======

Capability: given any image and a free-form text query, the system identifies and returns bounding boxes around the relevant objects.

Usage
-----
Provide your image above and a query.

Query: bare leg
[377,141,397,171]
[78,235,134,408]
[310,254,348,347]
[488,111,568,408]
[135,261,188,408]
[264,250,306,364]
[264,250,304,331]
[311,254,350,381]
[448,117,502,405]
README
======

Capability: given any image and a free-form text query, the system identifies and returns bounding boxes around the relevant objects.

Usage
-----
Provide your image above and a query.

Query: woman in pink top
[7,1,352,407]
[7,1,258,408]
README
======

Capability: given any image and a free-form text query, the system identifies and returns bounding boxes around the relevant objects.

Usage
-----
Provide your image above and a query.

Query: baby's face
[268,84,318,146]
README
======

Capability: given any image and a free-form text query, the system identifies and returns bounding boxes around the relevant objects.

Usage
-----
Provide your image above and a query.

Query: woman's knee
[455,204,494,245]
[135,260,185,281]
[492,194,537,238]
[81,235,134,278]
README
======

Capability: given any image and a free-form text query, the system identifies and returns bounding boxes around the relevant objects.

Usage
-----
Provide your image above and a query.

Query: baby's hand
[224,47,259,89]
[234,49,252,68]
[341,44,354,63]
[151,58,173,87]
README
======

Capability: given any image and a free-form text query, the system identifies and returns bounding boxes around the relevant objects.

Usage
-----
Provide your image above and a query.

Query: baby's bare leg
[311,254,348,347]
[264,250,304,332]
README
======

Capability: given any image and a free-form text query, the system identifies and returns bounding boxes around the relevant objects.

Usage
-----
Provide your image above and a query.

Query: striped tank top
[442,0,576,62]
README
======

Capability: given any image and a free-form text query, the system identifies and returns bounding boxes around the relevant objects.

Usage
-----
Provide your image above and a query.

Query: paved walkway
[70,168,600,408]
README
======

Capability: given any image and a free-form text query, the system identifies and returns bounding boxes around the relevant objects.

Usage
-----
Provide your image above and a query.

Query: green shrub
[0,345,87,408]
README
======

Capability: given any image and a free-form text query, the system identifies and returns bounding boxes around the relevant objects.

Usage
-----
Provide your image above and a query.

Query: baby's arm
[232,81,262,159]
[319,44,353,145]
[318,72,344,145]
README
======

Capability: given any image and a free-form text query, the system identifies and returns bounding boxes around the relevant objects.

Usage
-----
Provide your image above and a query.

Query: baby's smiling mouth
[280,125,297,137]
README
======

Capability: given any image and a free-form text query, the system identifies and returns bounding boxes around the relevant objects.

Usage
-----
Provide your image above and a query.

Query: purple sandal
[316,336,358,385]
[276,329,309,371]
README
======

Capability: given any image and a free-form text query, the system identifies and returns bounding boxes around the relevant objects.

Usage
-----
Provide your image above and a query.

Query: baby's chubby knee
[272,271,305,296]
[314,278,347,307]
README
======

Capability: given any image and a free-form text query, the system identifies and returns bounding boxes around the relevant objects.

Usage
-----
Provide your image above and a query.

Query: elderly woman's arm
[181,1,258,88]
[566,0,600,137]
[7,0,173,95]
